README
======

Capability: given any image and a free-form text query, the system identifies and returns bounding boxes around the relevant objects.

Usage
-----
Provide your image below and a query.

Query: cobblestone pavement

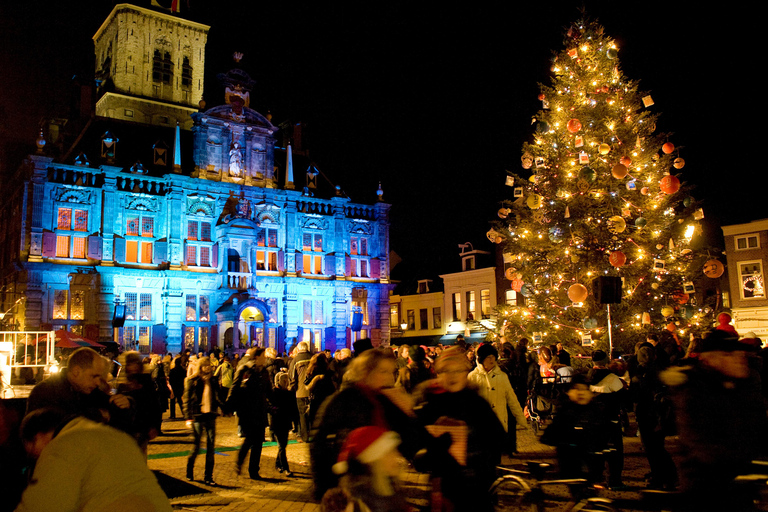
[149,411,679,511]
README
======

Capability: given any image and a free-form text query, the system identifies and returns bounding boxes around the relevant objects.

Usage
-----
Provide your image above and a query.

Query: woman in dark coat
[310,348,427,501]
[304,352,337,428]
[117,351,162,453]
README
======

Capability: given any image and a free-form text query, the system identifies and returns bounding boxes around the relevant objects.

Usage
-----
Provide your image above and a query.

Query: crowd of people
[5,318,768,511]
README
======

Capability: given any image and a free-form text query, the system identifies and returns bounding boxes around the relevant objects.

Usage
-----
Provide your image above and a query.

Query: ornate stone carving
[126,195,160,212]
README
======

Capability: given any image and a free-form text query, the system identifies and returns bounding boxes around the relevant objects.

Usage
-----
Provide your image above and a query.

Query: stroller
[527,369,572,433]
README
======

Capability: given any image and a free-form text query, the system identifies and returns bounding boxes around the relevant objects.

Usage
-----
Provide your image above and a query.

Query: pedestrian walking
[270,371,296,476]
[184,356,222,485]
[227,347,271,479]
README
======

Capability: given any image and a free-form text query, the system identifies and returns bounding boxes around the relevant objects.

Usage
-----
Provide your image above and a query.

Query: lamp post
[0,297,25,331]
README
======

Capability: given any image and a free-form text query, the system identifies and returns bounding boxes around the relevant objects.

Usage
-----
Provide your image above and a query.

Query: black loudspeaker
[112,304,126,328]
[594,276,622,304]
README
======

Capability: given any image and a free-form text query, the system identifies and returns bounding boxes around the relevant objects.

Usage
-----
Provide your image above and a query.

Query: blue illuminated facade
[0,4,391,355]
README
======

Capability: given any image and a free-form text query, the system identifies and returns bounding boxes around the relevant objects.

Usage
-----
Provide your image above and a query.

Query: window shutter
[324,254,335,276]
[370,258,380,279]
[152,324,167,354]
[42,232,56,257]
[153,240,167,264]
[324,326,336,352]
[87,235,103,260]
[277,249,285,272]
[295,251,303,272]
[113,237,126,262]
[345,255,352,277]
[211,324,218,348]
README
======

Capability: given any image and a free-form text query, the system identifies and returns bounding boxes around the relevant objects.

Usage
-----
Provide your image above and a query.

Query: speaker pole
[606,304,613,356]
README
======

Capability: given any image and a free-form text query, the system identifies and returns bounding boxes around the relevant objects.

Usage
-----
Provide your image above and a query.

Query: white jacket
[468,363,527,432]
[15,417,172,512]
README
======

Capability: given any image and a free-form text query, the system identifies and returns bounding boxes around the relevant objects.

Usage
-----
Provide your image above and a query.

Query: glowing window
[70,290,85,320]
[139,293,152,321]
[57,208,71,229]
[74,210,88,231]
[125,293,137,320]
[56,236,70,257]
[73,237,86,259]
[53,290,68,320]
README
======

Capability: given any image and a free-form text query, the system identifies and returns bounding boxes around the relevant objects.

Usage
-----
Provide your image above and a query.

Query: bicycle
[490,461,615,512]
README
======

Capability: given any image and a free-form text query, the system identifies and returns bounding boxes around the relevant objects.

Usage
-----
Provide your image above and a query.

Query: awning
[439,332,488,345]
[392,335,443,347]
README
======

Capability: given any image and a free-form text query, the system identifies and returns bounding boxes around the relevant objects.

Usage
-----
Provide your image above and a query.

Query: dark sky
[0,1,760,279]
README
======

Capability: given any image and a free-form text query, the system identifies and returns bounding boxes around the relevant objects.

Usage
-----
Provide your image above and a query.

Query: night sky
[0,1,760,281]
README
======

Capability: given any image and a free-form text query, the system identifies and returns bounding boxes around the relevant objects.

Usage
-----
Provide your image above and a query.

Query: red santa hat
[716,312,739,337]
[332,426,401,475]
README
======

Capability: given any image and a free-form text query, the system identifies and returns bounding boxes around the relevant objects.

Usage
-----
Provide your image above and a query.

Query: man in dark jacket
[26,347,131,428]
[288,341,312,441]
[227,347,271,479]
[663,329,768,510]
[168,355,186,419]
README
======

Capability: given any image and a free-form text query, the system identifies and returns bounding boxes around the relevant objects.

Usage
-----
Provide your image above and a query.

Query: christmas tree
[491,17,722,353]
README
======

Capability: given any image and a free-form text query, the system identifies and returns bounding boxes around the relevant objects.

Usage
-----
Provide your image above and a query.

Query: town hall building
[0,3,392,355]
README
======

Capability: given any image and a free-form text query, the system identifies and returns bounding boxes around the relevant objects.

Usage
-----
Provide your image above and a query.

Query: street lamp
[400,322,408,331]
[0,297,25,330]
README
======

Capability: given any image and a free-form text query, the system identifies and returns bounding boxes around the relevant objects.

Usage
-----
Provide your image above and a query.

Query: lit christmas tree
[491,17,722,353]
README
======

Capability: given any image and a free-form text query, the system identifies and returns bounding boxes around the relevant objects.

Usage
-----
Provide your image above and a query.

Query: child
[270,371,296,476]
[540,374,607,484]
[321,426,410,512]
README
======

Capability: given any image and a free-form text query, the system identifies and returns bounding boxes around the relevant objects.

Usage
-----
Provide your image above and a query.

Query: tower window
[181,56,192,89]
[152,50,173,85]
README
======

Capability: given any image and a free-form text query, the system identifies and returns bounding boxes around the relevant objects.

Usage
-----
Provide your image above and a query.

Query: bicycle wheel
[571,497,616,512]
[490,475,532,512]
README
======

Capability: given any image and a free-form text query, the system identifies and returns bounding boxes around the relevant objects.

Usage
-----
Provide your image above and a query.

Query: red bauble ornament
[660,175,681,194]
[619,156,632,167]
[662,142,675,154]
[567,118,582,133]
[510,278,524,292]
[538,93,546,101]
[609,250,627,267]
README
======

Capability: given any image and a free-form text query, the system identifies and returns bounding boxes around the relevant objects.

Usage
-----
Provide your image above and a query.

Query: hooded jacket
[467,363,527,432]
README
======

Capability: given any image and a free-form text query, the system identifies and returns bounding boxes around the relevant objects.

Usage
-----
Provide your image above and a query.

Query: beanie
[592,349,608,365]
[700,329,756,353]
[716,312,739,337]
[476,343,499,364]
[332,426,401,474]
[274,371,289,389]
[435,346,470,373]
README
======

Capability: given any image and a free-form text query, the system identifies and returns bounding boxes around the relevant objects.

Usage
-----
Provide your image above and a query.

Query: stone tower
[92,3,210,130]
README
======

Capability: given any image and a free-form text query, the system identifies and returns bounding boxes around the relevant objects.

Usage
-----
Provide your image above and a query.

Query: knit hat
[591,349,608,364]
[332,426,401,474]
[740,332,763,348]
[715,312,739,337]
[475,343,498,364]
[435,346,470,373]
[699,329,756,353]
[274,371,289,388]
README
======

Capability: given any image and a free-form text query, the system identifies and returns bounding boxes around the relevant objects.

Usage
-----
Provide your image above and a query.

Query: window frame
[738,260,766,300]
[735,234,760,251]
[54,206,90,259]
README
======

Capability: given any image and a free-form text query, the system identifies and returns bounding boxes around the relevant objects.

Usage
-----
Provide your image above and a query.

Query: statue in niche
[229,142,243,177]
